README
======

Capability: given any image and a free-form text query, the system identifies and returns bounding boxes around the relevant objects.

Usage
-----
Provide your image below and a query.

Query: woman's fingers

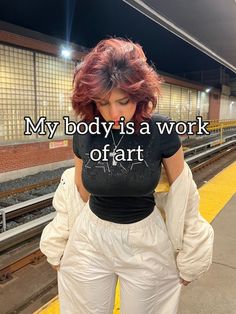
[50,264,60,271]
[180,278,191,286]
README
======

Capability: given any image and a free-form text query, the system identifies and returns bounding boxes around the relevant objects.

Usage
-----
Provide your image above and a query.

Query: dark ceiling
[124,0,236,73]
[0,0,235,83]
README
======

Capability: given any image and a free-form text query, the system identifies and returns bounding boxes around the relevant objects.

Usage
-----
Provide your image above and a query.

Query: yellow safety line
[33,296,59,314]
[35,161,236,314]
[113,283,120,314]
[198,161,236,223]
[33,284,120,314]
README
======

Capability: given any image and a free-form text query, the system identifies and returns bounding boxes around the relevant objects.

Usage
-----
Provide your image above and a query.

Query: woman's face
[94,88,137,129]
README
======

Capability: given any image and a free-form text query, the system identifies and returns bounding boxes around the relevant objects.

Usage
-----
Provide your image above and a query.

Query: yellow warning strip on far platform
[35,162,236,314]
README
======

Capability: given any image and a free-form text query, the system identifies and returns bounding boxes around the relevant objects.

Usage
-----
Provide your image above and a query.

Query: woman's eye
[98,101,109,106]
[119,99,129,105]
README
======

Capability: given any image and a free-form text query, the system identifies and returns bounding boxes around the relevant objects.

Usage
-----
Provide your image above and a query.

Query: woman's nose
[109,104,121,120]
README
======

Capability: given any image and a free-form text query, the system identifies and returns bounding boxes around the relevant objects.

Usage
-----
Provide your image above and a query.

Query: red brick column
[208,92,220,120]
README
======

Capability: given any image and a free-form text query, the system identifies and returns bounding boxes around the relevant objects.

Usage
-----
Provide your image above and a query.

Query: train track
[0,193,54,232]
[0,139,236,285]
[191,146,236,173]
[0,178,59,199]
[1,137,235,233]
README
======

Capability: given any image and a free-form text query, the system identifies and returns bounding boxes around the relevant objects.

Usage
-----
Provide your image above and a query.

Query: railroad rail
[0,193,54,232]
[184,133,236,156]
[0,178,59,199]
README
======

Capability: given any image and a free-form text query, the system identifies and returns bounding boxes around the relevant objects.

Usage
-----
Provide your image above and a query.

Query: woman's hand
[50,263,60,271]
[180,278,191,286]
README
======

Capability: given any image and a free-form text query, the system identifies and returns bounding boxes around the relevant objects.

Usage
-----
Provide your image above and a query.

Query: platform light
[205,88,211,93]
[61,47,72,59]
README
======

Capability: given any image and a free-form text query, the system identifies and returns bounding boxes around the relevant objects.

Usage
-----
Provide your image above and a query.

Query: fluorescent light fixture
[61,47,72,59]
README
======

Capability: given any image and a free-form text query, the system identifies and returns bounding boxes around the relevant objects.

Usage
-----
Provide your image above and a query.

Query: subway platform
[34,162,236,314]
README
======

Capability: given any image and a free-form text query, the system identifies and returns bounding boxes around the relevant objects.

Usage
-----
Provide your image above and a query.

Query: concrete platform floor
[179,194,236,314]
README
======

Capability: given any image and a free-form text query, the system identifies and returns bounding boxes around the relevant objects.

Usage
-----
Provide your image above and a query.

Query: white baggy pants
[58,203,182,314]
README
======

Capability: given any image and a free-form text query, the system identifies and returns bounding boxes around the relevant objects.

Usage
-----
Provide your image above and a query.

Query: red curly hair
[72,37,161,129]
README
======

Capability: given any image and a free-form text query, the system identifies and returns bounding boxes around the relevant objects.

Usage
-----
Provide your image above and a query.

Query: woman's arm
[162,146,184,186]
[74,154,90,203]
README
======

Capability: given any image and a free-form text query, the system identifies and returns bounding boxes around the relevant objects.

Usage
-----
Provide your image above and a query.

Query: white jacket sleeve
[39,174,70,266]
[176,180,214,282]
[154,163,214,282]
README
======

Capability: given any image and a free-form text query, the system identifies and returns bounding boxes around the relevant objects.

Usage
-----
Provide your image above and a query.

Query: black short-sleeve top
[73,114,181,223]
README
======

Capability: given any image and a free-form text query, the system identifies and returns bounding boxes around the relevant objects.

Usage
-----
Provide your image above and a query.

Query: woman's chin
[112,125,121,129]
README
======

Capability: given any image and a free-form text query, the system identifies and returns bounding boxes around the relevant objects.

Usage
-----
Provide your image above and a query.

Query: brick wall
[208,91,221,120]
[0,139,73,173]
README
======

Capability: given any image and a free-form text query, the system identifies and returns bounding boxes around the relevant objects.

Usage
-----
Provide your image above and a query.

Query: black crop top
[73,114,181,223]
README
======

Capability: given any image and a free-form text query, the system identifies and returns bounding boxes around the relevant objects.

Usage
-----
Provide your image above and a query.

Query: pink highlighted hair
[72,38,161,130]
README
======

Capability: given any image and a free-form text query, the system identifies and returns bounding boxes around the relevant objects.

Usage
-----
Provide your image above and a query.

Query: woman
[40,38,213,314]
[68,37,182,312]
